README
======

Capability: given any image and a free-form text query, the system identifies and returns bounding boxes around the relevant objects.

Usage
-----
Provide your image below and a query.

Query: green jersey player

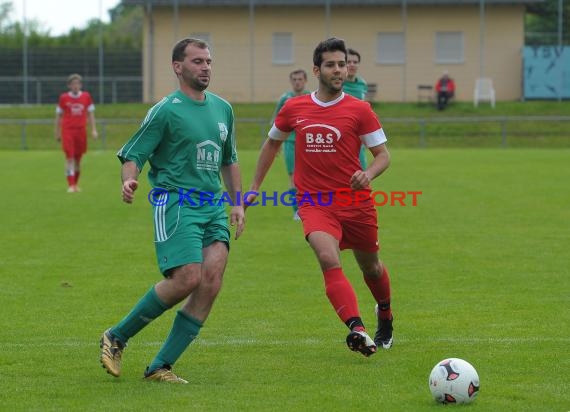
[100,38,245,384]
[343,48,369,169]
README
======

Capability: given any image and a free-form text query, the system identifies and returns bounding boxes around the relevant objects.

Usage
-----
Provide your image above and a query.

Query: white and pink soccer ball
[428,358,480,404]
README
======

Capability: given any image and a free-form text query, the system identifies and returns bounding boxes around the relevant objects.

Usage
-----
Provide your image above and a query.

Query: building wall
[142,4,525,103]
[483,5,526,100]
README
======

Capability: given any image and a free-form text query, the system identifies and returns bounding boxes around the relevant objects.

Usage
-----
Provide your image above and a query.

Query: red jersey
[57,91,94,129]
[269,92,387,197]
[435,77,456,93]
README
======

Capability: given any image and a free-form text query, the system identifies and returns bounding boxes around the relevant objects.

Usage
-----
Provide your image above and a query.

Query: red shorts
[62,127,87,159]
[298,203,379,252]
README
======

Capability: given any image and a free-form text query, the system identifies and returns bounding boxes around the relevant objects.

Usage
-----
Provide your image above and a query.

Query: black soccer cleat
[346,330,377,357]
[374,305,394,349]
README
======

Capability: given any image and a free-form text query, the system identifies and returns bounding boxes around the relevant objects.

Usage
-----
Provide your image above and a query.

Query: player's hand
[350,170,371,190]
[122,179,138,204]
[230,205,245,240]
[92,129,99,139]
[55,133,61,142]
[243,191,258,212]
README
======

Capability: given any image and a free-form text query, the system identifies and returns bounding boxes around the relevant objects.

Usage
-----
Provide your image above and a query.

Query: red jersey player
[246,38,394,357]
[55,73,98,192]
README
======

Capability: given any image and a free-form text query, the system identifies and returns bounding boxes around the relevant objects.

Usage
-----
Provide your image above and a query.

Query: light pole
[98,0,104,104]
[22,0,28,104]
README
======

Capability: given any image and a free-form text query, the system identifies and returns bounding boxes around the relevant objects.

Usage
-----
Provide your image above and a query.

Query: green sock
[290,187,298,212]
[148,310,202,372]
[110,286,170,344]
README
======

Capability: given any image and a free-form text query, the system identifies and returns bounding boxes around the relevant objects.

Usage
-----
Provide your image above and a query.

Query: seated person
[435,71,455,110]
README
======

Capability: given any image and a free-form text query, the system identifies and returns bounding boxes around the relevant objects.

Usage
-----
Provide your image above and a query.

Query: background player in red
[246,37,394,357]
[55,73,98,192]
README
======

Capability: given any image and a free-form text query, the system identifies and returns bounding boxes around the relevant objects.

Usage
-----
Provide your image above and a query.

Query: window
[435,32,464,64]
[376,33,405,64]
[273,33,293,65]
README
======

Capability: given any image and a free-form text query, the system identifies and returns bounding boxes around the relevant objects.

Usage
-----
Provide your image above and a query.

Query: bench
[417,84,434,104]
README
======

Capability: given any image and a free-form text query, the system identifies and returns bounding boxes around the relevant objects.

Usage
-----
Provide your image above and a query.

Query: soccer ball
[428,358,480,404]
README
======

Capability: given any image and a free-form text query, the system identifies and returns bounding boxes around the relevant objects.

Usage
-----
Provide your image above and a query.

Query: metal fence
[2,116,569,151]
[0,117,270,151]
[0,76,142,105]
[0,47,142,104]
[385,116,570,148]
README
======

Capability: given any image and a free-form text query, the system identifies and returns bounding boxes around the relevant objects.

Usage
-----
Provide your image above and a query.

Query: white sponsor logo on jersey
[196,140,221,172]
[70,103,85,116]
[301,123,341,153]
[218,122,228,142]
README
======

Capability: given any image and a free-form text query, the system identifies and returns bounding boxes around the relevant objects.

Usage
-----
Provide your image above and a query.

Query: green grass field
[0,147,568,411]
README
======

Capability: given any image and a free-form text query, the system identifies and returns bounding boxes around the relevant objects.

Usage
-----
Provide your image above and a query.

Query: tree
[526,0,570,45]
[0,1,51,46]
[0,1,142,49]
[0,1,12,32]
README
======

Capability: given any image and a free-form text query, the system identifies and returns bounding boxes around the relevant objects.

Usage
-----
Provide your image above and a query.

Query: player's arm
[269,97,287,158]
[88,110,98,139]
[367,142,391,178]
[54,105,62,142]
[117,98,168,204]
[351,143,390,190]
[246,138,286,211]
[121,161,140,204]
[221,162,245,239]
[351,102,391,189]
[54,114,62,141]
[247,101,292,205]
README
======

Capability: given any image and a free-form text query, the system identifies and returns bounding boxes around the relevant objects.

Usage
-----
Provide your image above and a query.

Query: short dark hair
[313,37,347,68]
[347,48,361,63]
[172,38,209,62]
[289,69,307,80]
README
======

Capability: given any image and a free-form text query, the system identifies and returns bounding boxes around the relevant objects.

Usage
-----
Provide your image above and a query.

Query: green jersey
[117,89,237,198]
[343,76,368,100]
[272,90,310,142]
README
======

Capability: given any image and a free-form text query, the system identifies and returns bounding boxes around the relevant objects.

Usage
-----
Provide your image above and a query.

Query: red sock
[323,268,360,323]
[364,265,392,320]
[75,170,81,185]
[66,174,76,187]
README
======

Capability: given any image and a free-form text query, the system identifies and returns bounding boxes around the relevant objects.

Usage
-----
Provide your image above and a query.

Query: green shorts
[152,191,230,274]
[283,139,295,175]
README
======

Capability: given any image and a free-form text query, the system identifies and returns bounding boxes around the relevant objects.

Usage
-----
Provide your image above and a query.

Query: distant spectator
[435,71,456,111]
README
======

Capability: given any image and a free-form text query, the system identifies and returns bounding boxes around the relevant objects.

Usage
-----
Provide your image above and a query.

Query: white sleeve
[87,104,95,112]
[268,124,290,141]
[360,128,387,147]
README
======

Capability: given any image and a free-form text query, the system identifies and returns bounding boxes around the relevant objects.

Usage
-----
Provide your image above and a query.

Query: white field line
[2,336,569,349]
